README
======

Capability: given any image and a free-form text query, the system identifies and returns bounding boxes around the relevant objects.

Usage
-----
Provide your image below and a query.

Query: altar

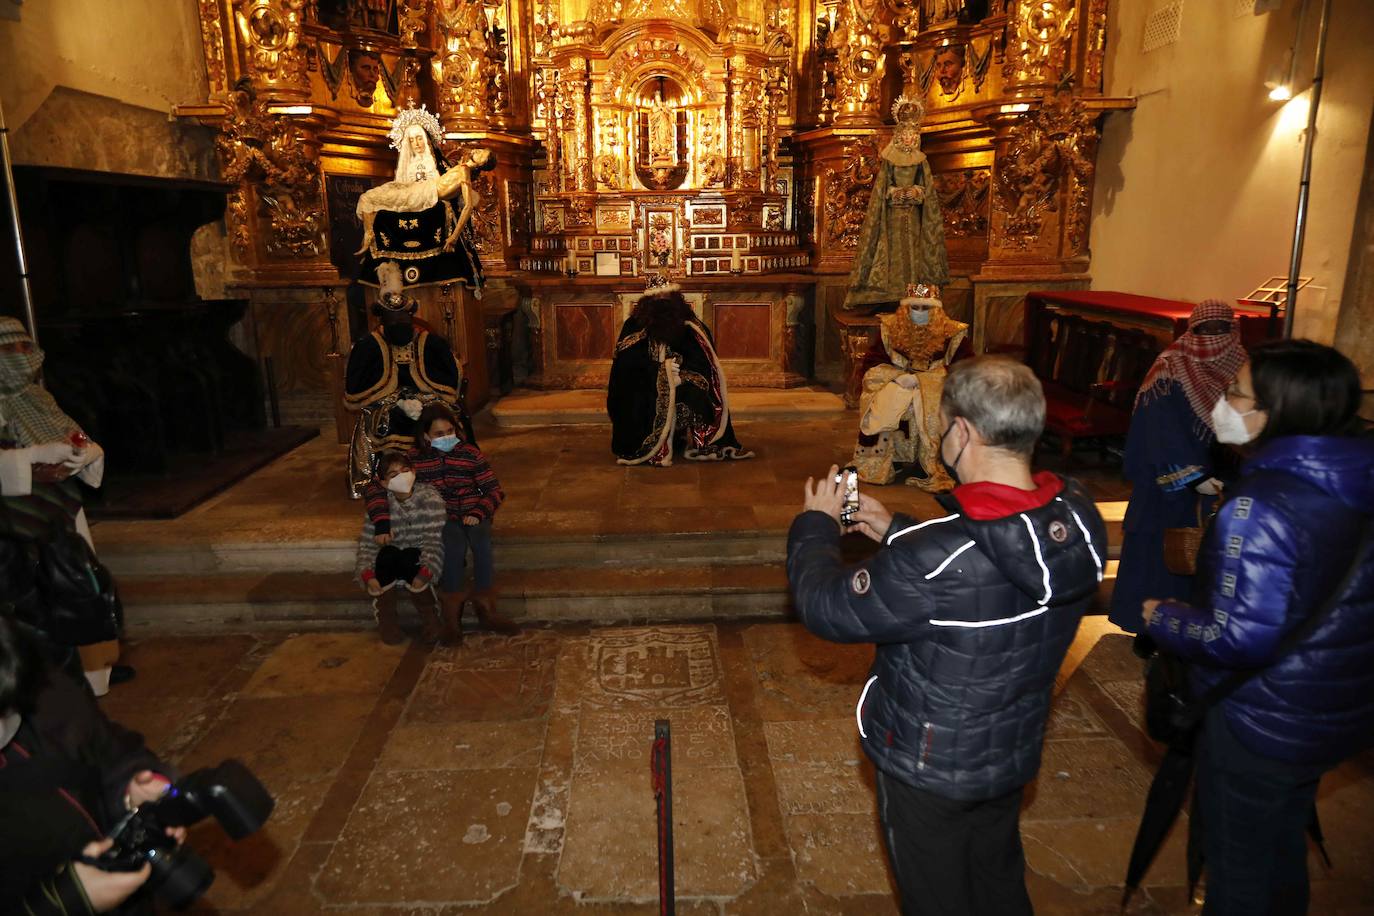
[172,0,1133,425]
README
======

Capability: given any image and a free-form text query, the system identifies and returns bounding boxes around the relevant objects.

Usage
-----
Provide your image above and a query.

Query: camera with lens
[87,759,274,910]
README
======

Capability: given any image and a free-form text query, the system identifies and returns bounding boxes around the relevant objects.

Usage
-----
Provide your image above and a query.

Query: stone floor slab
[783,812,893,898]
[316,767,537,905]
[558,765,756,901]
[179,694,374,787]
[404,632,559,725]
[742,623,873,721]
[575,705,737,772]
[772,761,876,816]
[581,625,727,710]
[763,718,864,766]
[378,719,548,772]
[1026,738,1155,821]
[240,631,406,699]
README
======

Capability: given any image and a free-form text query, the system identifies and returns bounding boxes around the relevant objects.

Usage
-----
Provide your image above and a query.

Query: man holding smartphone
[787,356,1107,916]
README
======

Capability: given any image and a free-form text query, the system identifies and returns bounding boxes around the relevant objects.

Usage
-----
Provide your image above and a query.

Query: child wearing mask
[355,450,447,645]
[363,403,515,643]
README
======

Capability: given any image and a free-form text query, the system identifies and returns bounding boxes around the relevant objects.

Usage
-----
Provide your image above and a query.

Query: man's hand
[463,515,481,527]
[847,492,894,544]
[373,533,394,546]
[366,579,384,597]
[125,771,170,809]
[803,465,846,526]
[895,374,918,390]
[72,839,151,913]
[409,576,428,592]
[1142,599,1161,627]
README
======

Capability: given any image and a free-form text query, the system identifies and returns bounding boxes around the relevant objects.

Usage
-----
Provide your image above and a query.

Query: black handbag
[30,525,123,647]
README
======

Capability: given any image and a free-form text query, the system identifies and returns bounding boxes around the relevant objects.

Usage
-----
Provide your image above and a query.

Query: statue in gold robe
[853,285,968,490]
[842,94,949,312]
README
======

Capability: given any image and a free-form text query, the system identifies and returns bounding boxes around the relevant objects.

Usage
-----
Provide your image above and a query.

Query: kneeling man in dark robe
[607,276,754,466]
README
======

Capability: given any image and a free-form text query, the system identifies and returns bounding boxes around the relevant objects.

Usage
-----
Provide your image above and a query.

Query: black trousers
[875,770,1033,916]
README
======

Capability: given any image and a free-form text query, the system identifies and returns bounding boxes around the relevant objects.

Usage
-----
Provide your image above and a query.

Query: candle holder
[564,266,579,278]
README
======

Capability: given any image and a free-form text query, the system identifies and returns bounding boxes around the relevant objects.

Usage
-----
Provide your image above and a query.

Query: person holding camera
[787,356,1107,916]
[0,614,180,915]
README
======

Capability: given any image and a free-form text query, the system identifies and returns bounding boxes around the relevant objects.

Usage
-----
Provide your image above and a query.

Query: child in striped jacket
[363,403,517,642]
[355,450,447,645]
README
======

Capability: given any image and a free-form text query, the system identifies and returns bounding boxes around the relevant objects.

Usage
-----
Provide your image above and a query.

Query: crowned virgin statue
[843,94,950,312]
[355,104,497,295]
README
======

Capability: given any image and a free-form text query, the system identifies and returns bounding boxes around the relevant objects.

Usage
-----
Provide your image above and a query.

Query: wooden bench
[1018,291,1268,460]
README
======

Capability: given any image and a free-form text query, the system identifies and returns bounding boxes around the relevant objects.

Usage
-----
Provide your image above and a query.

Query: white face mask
[909,307,931,326]
[0,710,20,749]
[386,470,416,495]
[1212,395,1258,445]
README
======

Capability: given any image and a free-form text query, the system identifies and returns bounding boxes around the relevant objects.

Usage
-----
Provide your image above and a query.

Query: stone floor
[99,621,1374,915]
[91,416,1131,551]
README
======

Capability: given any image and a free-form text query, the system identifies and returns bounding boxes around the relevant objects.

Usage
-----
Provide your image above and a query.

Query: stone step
[490,387,847,427]
[101,511,1124,579]
[118,558,1121,633]
[118,564,796,632]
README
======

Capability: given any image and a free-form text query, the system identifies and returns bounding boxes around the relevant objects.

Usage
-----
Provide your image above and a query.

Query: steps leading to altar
[489,387,847,427]
[107,506,1125,632]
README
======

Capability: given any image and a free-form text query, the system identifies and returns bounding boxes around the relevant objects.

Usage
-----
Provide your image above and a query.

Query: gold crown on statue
[387,102,443,151]
[644,273,681,295]
[891,94,926,127]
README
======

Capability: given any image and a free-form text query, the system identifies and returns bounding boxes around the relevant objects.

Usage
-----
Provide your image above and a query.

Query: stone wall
[1089,0,1374,344]
[0,2,226,300]
[1334,116,1374,421]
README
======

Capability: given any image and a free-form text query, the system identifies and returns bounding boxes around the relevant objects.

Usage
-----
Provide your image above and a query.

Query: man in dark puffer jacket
[788,357,1107,916]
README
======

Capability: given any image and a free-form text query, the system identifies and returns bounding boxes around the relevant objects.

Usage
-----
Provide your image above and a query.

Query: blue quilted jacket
[787,477,1107,801]
[1148,435,1374,765]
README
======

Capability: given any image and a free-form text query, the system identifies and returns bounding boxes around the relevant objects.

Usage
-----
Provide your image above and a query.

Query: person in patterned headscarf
[1108,300,1248,633]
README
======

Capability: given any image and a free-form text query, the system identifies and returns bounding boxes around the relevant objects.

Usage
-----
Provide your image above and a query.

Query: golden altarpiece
[179,0,1130,425]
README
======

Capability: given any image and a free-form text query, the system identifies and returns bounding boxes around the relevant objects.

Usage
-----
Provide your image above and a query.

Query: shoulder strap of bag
[1183,518,1373,728]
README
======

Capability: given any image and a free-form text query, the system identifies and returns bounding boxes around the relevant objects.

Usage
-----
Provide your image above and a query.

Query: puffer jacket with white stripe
[787,477,1107,801]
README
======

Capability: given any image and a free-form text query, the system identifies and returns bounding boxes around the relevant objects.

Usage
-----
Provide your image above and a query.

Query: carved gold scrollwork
[1004,0,1076,90]
[822,136,881,249]
[234,0,308,91]
[216,82,324,259]
[434,0,490,129]
[934,167,990,238]
[200,0,228,91]
[994,90,1097,248]
[831,0,891,125]
[398,0,430,49]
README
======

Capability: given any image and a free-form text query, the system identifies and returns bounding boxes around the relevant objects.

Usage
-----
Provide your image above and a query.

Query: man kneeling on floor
[355,450,449,645]
[787,356,1107,916]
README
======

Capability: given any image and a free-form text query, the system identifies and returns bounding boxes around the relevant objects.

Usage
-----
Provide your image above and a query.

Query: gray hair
[940,356,1045,457]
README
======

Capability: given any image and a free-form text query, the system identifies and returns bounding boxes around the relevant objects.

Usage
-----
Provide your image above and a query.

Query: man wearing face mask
[788,356,1107,916]
[1108,300,1247,634]
[354,450,447,645]
[344,263,466,498]
[852,284,969,490]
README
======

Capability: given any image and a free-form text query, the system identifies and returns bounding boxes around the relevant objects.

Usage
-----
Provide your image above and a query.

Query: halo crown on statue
[643,272,682,296]
[387,102,443,151]
[892,93,926,128]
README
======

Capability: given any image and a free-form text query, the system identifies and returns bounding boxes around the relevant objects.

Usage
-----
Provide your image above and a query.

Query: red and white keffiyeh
[1135,300,1248,433]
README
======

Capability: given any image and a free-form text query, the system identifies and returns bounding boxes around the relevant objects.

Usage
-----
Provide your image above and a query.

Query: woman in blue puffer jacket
[1144,339,1374,916]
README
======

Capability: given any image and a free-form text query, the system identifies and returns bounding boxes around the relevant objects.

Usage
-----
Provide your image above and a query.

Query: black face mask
[383,322,414,346]
[939,420,967,486]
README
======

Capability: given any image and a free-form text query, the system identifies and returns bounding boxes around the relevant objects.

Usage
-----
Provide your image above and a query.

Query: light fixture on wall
[1265,0,1307,103]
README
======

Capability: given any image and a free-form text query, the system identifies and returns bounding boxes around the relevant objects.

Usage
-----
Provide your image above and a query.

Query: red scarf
[1135,300,1247,433]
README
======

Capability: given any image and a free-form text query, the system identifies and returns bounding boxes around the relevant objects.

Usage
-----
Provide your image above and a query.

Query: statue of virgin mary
[354,104,497,295]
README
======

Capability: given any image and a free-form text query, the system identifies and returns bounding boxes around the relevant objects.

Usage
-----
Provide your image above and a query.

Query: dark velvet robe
[607,317,752,466]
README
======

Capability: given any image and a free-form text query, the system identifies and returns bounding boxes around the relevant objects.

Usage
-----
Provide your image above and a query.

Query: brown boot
[410,585,443,645]
[472,589,519,635]
[438,590,468,646]
[372,589,404,645]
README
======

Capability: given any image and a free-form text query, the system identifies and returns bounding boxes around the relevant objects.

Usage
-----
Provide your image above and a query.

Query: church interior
[2,0,1374,913]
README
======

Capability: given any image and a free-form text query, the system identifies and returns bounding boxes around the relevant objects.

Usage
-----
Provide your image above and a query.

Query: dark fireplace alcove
[2,166,316,518]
